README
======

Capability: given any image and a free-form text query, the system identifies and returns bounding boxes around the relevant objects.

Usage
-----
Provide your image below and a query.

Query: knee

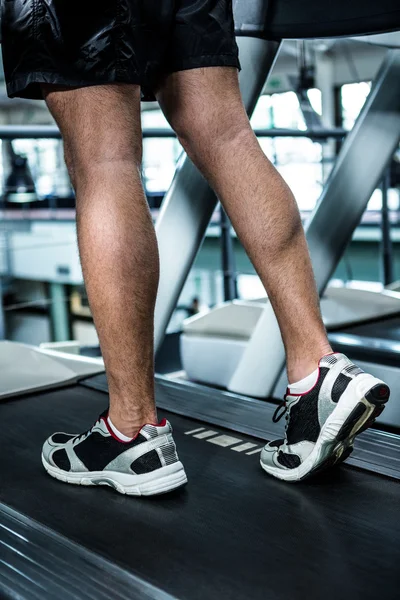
[170,106,251,159]
[63,138,142,190]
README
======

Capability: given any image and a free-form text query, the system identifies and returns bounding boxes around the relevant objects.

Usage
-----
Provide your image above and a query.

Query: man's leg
[41,83,187,495]
[156,68,331,384]
[44,84,157,436]
[156,67,390,481]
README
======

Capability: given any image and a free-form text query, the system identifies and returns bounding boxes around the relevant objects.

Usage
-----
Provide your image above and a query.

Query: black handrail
[0,125,348,141]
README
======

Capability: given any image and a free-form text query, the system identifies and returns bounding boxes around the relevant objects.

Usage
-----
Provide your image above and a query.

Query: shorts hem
[6,71,142,100]
[168,53,241,75]
[140,53,241,101]
[6,54,240,102]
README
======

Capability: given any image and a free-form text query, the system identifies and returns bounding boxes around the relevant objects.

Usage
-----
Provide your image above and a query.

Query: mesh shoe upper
[43,413,180,476]
[263,353,366,470]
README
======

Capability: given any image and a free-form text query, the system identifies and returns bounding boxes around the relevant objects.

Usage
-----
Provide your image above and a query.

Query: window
[341,82,371,130]
[141,109,182,194]
[340,82,399,212]
[251,91,324,212]
[8,139,70,198]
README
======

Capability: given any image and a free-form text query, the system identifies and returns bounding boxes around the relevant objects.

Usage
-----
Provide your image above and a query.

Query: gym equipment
[1,341,400,600]
[180,288,400,380]
[1,1,400,598]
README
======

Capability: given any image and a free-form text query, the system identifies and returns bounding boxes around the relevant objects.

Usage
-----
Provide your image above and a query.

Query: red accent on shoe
[287,353,343,398]
[287,366,321,397]
[101,416,132,443]
[101,416,168,443]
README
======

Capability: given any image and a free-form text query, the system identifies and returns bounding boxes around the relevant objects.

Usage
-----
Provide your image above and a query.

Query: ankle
[108,409,158,439]
[287,344,333,385]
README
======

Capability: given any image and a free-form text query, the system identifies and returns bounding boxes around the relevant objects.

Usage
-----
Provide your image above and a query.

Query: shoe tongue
[285,394,298,410]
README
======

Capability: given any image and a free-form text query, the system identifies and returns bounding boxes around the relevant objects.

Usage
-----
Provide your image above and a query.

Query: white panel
[184,427,205,435]
[193,430,218,439]
[72,321,99,346]
[0,341,104,399]
[232,442,257,452]
[183,300,264,339]
[0,341,77,398]
[9,222,83,284]
[321,287,400,329]
[181,334,246,388]
[207,435,242,447]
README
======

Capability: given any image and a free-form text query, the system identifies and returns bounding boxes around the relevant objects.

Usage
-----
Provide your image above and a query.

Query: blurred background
[0,38,399,356]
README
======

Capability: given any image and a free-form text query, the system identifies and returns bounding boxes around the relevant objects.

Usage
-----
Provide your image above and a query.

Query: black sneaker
[42,411,187,496]
[260,353,390,482]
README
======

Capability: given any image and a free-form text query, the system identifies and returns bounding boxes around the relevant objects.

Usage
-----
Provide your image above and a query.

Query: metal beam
[229,49,400,398]
[381,167,394,286]
[307,50,400,290]
[0,125,347,140]
[0,279,5,340]
[154,37,281,352]
[220,207,238,301]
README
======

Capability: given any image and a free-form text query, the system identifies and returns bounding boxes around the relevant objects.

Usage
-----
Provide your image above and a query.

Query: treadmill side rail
[0,503,175,600]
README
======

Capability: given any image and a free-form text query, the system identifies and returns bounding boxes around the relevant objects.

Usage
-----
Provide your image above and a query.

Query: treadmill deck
[1,385,399,600]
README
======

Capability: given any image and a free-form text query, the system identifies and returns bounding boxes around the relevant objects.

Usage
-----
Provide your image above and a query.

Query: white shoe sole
[42,456,188,496]
[260,375,390,482]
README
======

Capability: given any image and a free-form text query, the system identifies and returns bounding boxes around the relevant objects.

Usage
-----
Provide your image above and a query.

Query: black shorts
[1,0,240,101]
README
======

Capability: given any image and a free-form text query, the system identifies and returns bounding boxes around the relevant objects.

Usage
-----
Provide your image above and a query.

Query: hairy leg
[157,68,331,383]
[43,84,158,435]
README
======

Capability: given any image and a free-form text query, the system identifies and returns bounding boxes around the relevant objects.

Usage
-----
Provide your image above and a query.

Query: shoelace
[74,421,99,443]
[272,397,288,423]
[74,410,107,443]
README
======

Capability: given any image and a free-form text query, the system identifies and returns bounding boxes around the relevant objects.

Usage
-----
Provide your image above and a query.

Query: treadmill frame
[0,503,172,600]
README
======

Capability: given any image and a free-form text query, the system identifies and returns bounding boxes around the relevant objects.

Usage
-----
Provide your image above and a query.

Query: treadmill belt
[1,385,399,600]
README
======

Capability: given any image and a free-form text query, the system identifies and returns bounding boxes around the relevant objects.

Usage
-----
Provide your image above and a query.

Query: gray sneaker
[42,411,187,496]
[260,353,390,482]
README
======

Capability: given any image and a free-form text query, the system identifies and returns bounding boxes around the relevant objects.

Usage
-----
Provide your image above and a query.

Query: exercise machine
[1,1,400,599]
